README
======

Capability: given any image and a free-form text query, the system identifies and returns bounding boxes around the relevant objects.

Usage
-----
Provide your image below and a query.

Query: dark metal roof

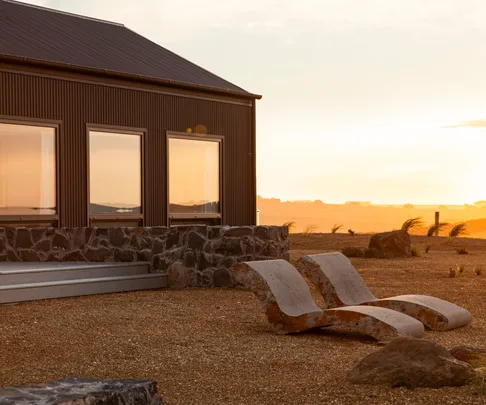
[0,0,259,98]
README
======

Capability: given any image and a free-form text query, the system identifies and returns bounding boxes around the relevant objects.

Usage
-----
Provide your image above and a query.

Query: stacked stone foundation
[0,225,289,288]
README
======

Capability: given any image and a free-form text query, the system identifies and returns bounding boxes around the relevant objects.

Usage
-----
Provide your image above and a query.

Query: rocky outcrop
[348,337,475,387]
[367,230,412,259]
[0,377,162,405]
[0,226,289,288]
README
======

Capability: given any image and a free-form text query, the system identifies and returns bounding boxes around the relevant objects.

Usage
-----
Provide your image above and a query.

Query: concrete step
[0,273,167,304]
[0,262,150,286]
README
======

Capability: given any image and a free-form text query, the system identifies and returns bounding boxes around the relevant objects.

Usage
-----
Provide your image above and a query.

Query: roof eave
[1,54,263,100]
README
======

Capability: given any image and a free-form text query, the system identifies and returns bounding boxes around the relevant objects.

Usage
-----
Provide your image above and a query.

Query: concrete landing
[0,262,166,304]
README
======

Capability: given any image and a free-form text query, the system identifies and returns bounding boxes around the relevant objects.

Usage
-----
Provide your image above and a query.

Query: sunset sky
[23,0,486,205]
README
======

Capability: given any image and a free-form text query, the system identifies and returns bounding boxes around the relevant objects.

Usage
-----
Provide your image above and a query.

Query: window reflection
[169,137,220,214]
[89,131,142,215]
[0,123,56,216]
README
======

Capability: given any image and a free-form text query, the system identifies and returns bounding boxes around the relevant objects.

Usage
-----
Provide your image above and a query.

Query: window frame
[86,124,146,226]
[0,116,60,226]
[166,131,224,225]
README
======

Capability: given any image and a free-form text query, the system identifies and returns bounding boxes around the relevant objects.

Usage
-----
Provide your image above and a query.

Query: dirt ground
[1,234,486,405]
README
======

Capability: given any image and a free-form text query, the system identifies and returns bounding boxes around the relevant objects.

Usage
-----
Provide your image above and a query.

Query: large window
[0,122,56,219]
[88,130,142,221]
[168,134,222,219]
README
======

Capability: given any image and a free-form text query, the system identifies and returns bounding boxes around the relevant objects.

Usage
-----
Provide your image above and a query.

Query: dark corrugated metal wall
[0,69,255,227]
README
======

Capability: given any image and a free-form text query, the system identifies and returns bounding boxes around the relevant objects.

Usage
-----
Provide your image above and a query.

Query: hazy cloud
[441,120,486,129]
[17,0,486,204]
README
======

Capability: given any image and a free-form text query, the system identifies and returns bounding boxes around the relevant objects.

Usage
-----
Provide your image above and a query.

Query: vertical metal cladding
[0,68,255,226]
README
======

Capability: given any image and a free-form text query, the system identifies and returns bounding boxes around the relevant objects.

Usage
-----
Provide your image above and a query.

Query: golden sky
[20,0,486,205]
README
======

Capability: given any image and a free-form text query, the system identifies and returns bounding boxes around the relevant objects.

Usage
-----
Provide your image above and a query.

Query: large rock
[0,377,163,405]
[368,230,411,258]
[450,346,486,368]
[348,337,475,387]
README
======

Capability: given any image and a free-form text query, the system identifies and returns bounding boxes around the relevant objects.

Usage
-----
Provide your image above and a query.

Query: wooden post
[435,211,440,236]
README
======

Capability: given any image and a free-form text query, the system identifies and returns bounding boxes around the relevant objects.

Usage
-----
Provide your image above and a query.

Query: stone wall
[0,225,289,288]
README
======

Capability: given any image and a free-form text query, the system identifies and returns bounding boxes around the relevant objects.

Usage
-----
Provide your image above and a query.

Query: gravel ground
[1,234,486,405]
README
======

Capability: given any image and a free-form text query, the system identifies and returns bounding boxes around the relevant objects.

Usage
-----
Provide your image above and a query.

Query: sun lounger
[233,259,424,340]
[296,252,472,331]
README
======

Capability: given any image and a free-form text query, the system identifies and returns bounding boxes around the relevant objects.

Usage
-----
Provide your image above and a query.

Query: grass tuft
[427,222,449,237]
[448,266,457,278]
[303,224,317,236]
[282,221,296,233]
[456,247,469,255]
[411,245,421,257]
[448,223,468,241]
[475,266,483,276]
[401,217,425,232]
[331,224,343,234]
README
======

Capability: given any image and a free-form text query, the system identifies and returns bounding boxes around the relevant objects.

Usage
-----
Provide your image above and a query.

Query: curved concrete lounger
[233,260,424,340]
[296,253,472,331]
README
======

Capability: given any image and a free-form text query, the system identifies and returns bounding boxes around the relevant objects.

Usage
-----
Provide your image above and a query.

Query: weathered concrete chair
[233,260,424,340]
[296,253,472,331]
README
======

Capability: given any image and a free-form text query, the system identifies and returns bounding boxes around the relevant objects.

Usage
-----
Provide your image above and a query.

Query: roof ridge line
[123,25,250,93]
[2,0,124,27]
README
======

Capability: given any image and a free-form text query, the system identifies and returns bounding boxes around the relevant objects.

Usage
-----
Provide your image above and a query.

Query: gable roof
[0,0,260,99]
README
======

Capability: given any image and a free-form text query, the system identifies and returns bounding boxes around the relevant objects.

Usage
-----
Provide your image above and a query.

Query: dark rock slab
[0,377,162,405]
[213,268,233,287]
[187,231,206,251]
[368,230,412,258]
[348,337,475,387]
[342,246,366,258]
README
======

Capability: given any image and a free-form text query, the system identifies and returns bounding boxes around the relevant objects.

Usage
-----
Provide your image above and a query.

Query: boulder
[342,246,366,258]
[450,346,486,368]
[368,230,411,258]
[348,337,475,387]
[0,377,163,405]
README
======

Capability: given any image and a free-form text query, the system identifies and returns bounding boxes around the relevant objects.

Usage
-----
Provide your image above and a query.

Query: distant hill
[257,196,486,238]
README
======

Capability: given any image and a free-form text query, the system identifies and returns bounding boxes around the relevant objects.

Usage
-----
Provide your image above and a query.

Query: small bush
[425,245,432,254]
[411,245,421,257]
[448,267,456,278]
[475,266,483,276]
[456,247,469,255]
[456,264,465,274]
[348,229,355,236]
